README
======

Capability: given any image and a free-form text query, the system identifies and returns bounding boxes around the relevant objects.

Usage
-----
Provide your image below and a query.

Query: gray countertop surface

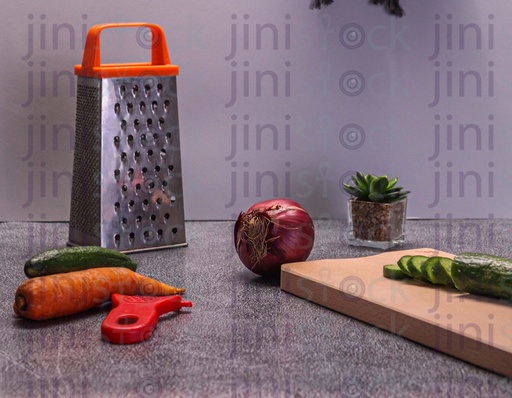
[1,219,512,397]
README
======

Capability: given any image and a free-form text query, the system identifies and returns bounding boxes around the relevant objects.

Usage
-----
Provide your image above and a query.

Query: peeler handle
[76,23,178,78]
[101,293,191,345]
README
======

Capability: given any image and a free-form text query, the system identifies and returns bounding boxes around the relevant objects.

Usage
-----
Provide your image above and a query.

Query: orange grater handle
[75,23,179,78]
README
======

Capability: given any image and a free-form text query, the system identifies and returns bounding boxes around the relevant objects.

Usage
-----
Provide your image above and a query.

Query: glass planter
[346,198,407,250]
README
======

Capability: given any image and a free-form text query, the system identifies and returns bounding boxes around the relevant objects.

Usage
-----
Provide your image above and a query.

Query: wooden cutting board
[280,248,512,377]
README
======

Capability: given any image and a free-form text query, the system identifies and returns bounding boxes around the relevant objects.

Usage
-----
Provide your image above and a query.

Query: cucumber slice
[397,255,413,277]
[420,257,441,284]
[383,264,409,280]
[434,257,455,287]
[406,255,431,283]
[420,256,454,286]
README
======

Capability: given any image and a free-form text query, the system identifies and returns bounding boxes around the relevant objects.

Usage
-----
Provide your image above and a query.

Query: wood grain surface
[280,248,512,377]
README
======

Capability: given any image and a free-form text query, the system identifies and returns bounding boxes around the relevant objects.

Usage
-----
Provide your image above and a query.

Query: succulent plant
[342,172,410,203]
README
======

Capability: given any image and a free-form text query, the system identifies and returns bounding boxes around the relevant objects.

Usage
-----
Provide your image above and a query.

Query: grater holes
[150,214,156,222]
[168,164,174,173]
[114,234,121,245]
[114,103,121,113]
[151,101,158,112]
[128,168,134,179]
[128,134,134,144]
[170,195,176,203]
[160,149,166,159]
[158,229,163,238]
[164,213,170,221]
[120,152,127,161]
[120,120,127,130]
[134,151,141,162]
[129,232,135,242]
[134,119,140,129]
[143,229,154,243]
[147,149,154,159]
[114,169,121,180]
[114,136,120,146]
[142,166,148,174]
[133,85,139,95]
[165,132,172,142]
[120,85,126,97]
[156,197,163,206]
[158,117,165,128]
[157,83,163,93]
[128,200,135,210]
[114,202,121,212]
[162,180,168,188]
[140,101,146,113]
[121,184,128,194]
[155,165,161,173]
[172,227,178,234]
[146,118,153,127]
[127,102,133,113]
[142,199,149,211]
[135,183,142,193]
[164,100,170,110]
[122,217,128,226]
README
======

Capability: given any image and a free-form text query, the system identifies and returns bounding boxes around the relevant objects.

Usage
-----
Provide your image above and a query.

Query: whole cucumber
[451,252,512,300]
[24,246,137,278]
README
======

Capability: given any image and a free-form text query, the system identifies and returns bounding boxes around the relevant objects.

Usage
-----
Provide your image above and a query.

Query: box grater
[68,23,187,252]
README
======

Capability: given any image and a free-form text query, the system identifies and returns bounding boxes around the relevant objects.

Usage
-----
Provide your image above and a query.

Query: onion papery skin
[234,198,315,277]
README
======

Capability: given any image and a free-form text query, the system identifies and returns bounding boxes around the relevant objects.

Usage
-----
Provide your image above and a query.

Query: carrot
[13,267,185,321]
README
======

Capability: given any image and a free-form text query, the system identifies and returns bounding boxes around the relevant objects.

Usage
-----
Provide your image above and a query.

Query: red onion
[234,198,315,277]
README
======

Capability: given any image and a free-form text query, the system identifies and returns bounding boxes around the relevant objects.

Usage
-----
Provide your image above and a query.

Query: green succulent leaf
[344,172,409,203]
[387,177,398,189]
[370,176,388,194]
[368,192,386,202]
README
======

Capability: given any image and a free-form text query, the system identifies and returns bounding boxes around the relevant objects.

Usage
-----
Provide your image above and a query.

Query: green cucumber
[451,252,512,300]
[383,264,409,280]
[422,256,455,287]
[420,257,441,284]
[406,255,431,283]
[432,256,455,287]
[24,246,137,278]
[397,255,413,277]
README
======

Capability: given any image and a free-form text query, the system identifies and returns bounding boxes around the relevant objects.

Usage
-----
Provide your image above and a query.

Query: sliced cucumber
[406,255,431,283]
[420,257,440,284]
[383,264,409,280]
[433,257,455,287]
[397,255,413,277]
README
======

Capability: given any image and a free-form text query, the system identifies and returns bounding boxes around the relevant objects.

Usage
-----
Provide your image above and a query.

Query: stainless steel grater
[68,23,187,252]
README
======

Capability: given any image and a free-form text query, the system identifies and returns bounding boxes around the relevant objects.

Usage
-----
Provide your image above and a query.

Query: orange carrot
[13,267,185,321]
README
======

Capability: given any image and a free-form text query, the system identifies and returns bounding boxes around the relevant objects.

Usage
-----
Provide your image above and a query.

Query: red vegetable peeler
[101,293,192,344]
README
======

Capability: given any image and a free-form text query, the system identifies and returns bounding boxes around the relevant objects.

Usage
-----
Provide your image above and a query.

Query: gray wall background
[1,0,509,221]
